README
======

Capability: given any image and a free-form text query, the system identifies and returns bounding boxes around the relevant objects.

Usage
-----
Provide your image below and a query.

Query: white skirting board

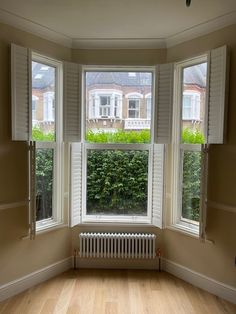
[0,257,72,302]
[0,256,236,305]
[75,257,158,270]
[162,258,236,305]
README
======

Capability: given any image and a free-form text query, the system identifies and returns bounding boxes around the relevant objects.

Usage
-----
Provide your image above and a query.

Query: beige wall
[1,20,236,289]
[165,24,236,287]
[72,48,166,65]
[0,22,71,285]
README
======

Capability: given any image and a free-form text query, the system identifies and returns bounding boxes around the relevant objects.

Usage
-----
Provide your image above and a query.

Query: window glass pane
[36,148,54,221]
[86,150,148,216]
[32,61,56,141]
[85,71,152,143]
[182,150,202,222]
[182,63,207,144]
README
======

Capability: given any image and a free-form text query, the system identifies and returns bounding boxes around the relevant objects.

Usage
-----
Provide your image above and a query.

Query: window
[43,91,55,122]
[32,95,38,122]
[145,94,152,120]
[88,89,122,120]
[128,99,140,118]
[32,54,63,231]
[83,70,154,223]
[172,57,207,234]
[182,92,200,120]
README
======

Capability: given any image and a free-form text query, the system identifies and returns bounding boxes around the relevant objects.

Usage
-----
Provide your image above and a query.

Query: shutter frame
[155,63,174,144]
[11,43,31,141]
[63,62,81,142]
[152,144,165,228]
[70,142,82,227]
[207,45,229,144]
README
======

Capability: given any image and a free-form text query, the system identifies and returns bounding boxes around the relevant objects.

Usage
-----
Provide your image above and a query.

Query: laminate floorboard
[0,269,235,314]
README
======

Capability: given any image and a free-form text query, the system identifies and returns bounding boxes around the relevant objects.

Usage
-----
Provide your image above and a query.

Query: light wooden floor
[0,269,235,314]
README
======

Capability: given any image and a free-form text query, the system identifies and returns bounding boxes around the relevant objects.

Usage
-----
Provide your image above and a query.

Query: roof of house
[32,63,207,89]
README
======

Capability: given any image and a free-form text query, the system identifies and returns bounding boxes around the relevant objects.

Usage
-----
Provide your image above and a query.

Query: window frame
[171,55,208,236]
[88,89,123,119]
[182,91,201,121]
[82,66,155,224]
[32,52,64,232]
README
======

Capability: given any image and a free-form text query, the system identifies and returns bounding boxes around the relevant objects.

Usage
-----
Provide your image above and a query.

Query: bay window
[11,43,228,238]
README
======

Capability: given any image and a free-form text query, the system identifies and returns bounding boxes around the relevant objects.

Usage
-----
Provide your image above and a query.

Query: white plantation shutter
[29,141,36,239]
[207,46,229,144]
[11,44,31,141]
[155,63,174,143]
[152,144,165,228]
[70,143,82,227]
[199,144,209,240]
[64,62,81,142]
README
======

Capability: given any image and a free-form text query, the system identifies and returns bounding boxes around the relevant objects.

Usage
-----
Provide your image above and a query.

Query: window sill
[36,220,66,234]
[167,223,199,239]
[81,216,151,225]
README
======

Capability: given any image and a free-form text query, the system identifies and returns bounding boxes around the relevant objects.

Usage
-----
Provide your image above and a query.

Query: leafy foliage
[32,127,54,221]
[182,128,204,144]
[87,150,148,215]
[86,129,150,143]
[32,127,54,141]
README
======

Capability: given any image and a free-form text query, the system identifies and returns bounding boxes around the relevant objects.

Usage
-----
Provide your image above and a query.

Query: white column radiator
[79,232,156,259]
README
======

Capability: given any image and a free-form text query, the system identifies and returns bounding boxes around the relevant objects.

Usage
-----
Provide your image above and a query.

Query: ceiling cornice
[71,38,166,49]
[166,10,236,48]
[0,8,235,50]
[0,8,72,48]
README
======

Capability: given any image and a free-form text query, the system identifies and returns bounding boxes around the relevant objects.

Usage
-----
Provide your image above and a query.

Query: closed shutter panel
[199,144,209,240]
[155,63,174,144]
[207,46,229,144]
[152,144,165,228]
[29,141,36,239]
[63,62,81,142]
[70,143,82,226]
[11,44,31,141]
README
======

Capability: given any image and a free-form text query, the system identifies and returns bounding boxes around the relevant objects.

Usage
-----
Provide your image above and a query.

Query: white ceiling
[0,0,235,48]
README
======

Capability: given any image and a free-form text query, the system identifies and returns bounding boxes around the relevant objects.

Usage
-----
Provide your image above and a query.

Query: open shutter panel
[70,143,82,227]
[63,62,81,142]
[152,144,165,228]
[155,63,174,144]
[199,144,209,240]
[11,44,31,141]
[207,46,229,144]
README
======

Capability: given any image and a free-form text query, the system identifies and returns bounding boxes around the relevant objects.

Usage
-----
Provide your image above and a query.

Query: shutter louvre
[63,62,81,142]
[207,46,229,144]
[155,64,174,143]
[152,144,165,228]
[70,143,82,227]
[11,44,31,141]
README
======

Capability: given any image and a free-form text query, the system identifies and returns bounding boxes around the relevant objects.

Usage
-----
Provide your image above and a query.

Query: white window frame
[172,55,207,236]
[88,89,122,119]
[32,53,64,232]
[82,67,155,224]
[32,95,38,123]
[43,91,55,122]
[182,91,201,121]
[128,97,140,119]
[145,93,152,120]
